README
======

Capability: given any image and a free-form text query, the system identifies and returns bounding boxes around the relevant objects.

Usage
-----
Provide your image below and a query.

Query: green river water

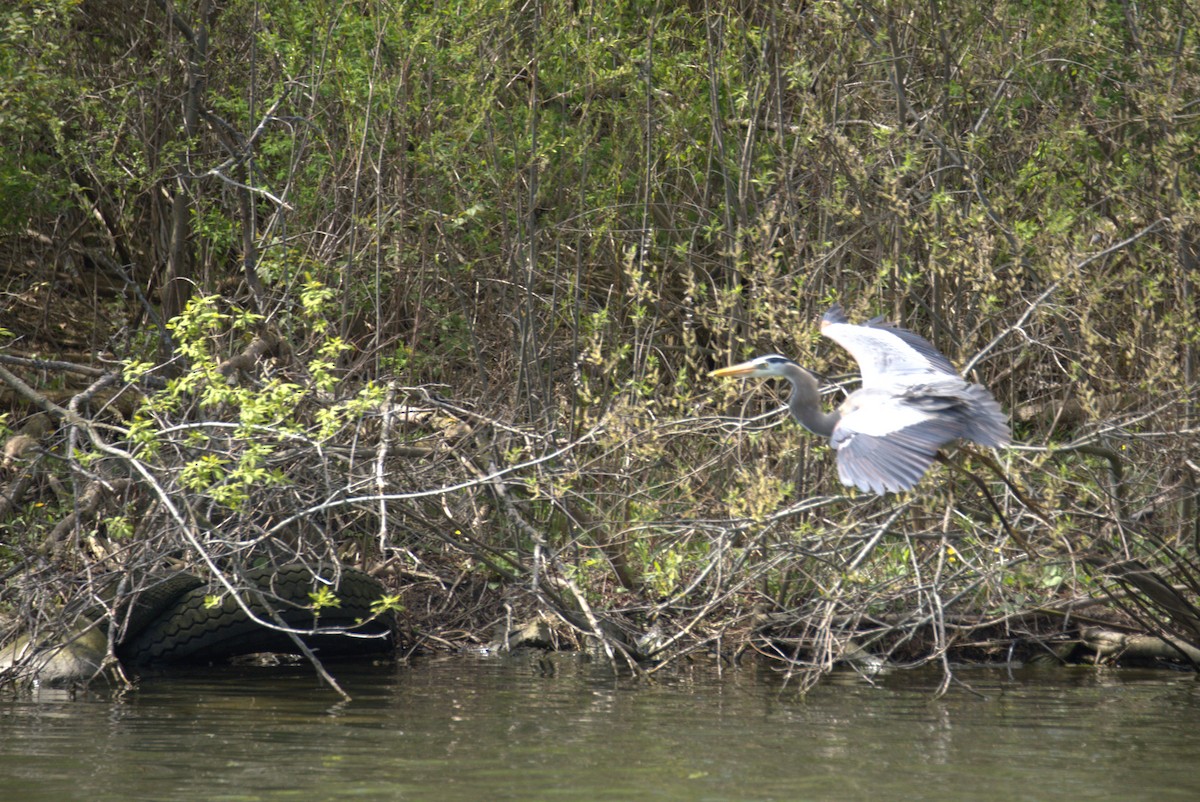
[2,655,1198,801]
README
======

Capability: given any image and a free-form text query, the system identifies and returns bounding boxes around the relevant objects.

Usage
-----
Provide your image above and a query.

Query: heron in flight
[711,304,1009,494]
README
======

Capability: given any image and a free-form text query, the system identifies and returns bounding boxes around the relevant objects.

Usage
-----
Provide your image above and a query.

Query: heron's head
[709,354,800,380]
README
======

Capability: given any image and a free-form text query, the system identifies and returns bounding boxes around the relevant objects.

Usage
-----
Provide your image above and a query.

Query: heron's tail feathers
[962,383,1010,447]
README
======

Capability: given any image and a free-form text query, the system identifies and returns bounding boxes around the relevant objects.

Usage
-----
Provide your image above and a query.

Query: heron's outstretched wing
[831,422,955,493]
[821,304,959,388]
[828,384,973,493]
[830,411,964,493]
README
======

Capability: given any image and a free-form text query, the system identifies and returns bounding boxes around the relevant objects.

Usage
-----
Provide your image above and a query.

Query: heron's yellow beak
[709,361,757,378]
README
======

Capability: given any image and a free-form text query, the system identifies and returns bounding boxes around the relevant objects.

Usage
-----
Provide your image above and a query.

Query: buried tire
[117,564,394,667]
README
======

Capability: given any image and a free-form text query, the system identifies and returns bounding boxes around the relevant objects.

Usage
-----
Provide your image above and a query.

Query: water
[2,655,1198,801]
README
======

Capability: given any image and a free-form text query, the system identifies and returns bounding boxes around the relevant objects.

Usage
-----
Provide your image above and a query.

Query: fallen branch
[1082,626,1200,664]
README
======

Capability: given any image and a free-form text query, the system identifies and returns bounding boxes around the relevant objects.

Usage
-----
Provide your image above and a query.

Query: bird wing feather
[821,305,959,388]
[835,389,935,436]
[830,413,965,494]
[828,384,975,493]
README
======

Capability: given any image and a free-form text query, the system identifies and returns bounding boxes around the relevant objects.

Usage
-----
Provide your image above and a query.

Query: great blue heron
[711,304,1009,494]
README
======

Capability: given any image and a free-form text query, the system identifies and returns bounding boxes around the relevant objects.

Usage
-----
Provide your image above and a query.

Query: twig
[0,353,108,378]
[376,383,396,555]
[262,421,607,537]
[0,363,357,695]
[964,218,1170,375]
[936,452,1032,553]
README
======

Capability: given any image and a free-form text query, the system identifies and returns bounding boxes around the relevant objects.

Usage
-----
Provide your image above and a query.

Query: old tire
[117,564,393,667]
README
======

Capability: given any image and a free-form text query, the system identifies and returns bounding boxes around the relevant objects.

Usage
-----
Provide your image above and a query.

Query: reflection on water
[2,656,1198,801]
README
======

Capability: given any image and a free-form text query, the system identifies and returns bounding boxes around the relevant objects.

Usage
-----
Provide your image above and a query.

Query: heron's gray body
[712,304,1009,494]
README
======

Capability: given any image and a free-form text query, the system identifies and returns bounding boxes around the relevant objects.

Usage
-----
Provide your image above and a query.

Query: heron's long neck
[787,369,839,438]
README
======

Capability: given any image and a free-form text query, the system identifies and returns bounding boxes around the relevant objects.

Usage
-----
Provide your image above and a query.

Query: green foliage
[7,0,1200,670]
[307,585,341,613]
[129,283,376,512]
[369,594,405,616]
[0,0,78,231]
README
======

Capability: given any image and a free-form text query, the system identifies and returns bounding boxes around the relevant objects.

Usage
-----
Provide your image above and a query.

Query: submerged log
[1081,626,1200,664]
